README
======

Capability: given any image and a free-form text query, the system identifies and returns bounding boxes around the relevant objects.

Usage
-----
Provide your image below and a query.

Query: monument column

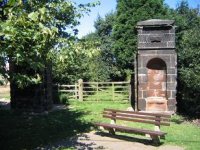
[135,19,177,112]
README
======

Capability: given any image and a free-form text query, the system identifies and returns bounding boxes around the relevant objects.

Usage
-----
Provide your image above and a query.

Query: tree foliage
[177,28,200,115]
[52,39,102,84]
[76,12,118,82]
[174,1,200,115]
[93,12,120,80]
[0,0,96,87]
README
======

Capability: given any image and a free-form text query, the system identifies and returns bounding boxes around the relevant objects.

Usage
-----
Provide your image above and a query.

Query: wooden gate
[57,80,130,101]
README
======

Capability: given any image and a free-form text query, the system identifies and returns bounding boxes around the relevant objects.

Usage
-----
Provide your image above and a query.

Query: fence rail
[57,79,130,101]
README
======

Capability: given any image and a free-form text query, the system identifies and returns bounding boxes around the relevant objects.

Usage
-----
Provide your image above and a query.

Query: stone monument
[135,19,177,112]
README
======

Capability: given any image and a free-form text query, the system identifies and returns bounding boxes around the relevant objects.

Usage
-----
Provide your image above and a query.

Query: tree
[174,0,200,116]
[177,28,200,115]
[0,0,97,110]
[52,39,102,84]
[83,12,126,81]
[93,12,124,80]
[81,35,112,82]
[0,0,95,87]
[112,0,172,79]
[175,0,200,49]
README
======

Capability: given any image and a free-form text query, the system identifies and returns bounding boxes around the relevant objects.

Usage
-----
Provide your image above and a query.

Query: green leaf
[28,12,39,21]
[0,32,4,36]
[39,7,46,15]
[8,0,16,6]
[52,27,58,33]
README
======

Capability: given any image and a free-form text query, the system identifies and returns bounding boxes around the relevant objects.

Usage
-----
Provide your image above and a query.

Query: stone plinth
[146,97,168,111]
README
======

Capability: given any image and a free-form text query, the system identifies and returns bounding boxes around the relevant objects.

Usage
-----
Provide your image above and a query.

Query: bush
[59,94,69,104]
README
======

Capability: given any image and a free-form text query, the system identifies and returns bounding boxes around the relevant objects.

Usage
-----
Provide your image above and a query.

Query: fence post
[78,79,83,101]
[75,83,78,99]
[112,82,115,101]
[128,81,131,102]
[96,82,99,101]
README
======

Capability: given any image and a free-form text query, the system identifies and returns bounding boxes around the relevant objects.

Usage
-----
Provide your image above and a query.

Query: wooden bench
[95,108,171,143]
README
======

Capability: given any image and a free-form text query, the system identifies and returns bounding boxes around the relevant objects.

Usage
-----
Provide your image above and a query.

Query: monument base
[146,97,168,111]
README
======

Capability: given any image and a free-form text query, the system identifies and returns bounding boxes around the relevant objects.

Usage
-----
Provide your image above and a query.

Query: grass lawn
[83,86,129,101]
[0,99,200,150]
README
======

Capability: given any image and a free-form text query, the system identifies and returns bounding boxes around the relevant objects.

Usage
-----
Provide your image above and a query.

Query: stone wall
[137,27,175,49]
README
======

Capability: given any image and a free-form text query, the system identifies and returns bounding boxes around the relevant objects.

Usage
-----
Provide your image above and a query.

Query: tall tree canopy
[80,12,117,82]
[174,1,200,115]
[112,0,172,79]
[93,12,118,80]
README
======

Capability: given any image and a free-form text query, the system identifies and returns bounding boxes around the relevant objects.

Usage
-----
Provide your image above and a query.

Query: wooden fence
[58,84,78,99]
[57,79,130,101]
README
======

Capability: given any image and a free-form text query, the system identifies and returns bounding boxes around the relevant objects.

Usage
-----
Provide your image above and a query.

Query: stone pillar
[135,19,177,112]
[10,61,53,112]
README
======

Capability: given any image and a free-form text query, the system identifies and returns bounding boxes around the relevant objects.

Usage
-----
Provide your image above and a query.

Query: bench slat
[95,122,166,136]
[103,111,170,122]
[103,114,170,126]
[104,108,171,118]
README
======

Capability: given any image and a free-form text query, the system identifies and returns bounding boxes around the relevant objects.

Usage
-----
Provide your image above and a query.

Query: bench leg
[154,125,165,139]
[109,116,116,135]
[160,135,165,139]
[108,128,115,135]
[103,127,115,135]
[145,134,150,138]
[150,135,160,144]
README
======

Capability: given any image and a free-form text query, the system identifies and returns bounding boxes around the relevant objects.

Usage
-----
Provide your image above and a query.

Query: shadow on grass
[0,108,92,150]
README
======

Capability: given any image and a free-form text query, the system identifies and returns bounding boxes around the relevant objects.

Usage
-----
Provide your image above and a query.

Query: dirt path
[46,131,184,150]
[0,98,10,109]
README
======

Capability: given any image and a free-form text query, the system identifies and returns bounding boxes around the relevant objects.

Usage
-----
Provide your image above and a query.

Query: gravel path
[45,131,184,150]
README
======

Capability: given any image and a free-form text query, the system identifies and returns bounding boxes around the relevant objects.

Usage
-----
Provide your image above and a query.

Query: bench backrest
[103,108,171,126]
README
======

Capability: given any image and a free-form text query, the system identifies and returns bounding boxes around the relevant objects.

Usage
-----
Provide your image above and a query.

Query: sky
[73,0,200,38]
